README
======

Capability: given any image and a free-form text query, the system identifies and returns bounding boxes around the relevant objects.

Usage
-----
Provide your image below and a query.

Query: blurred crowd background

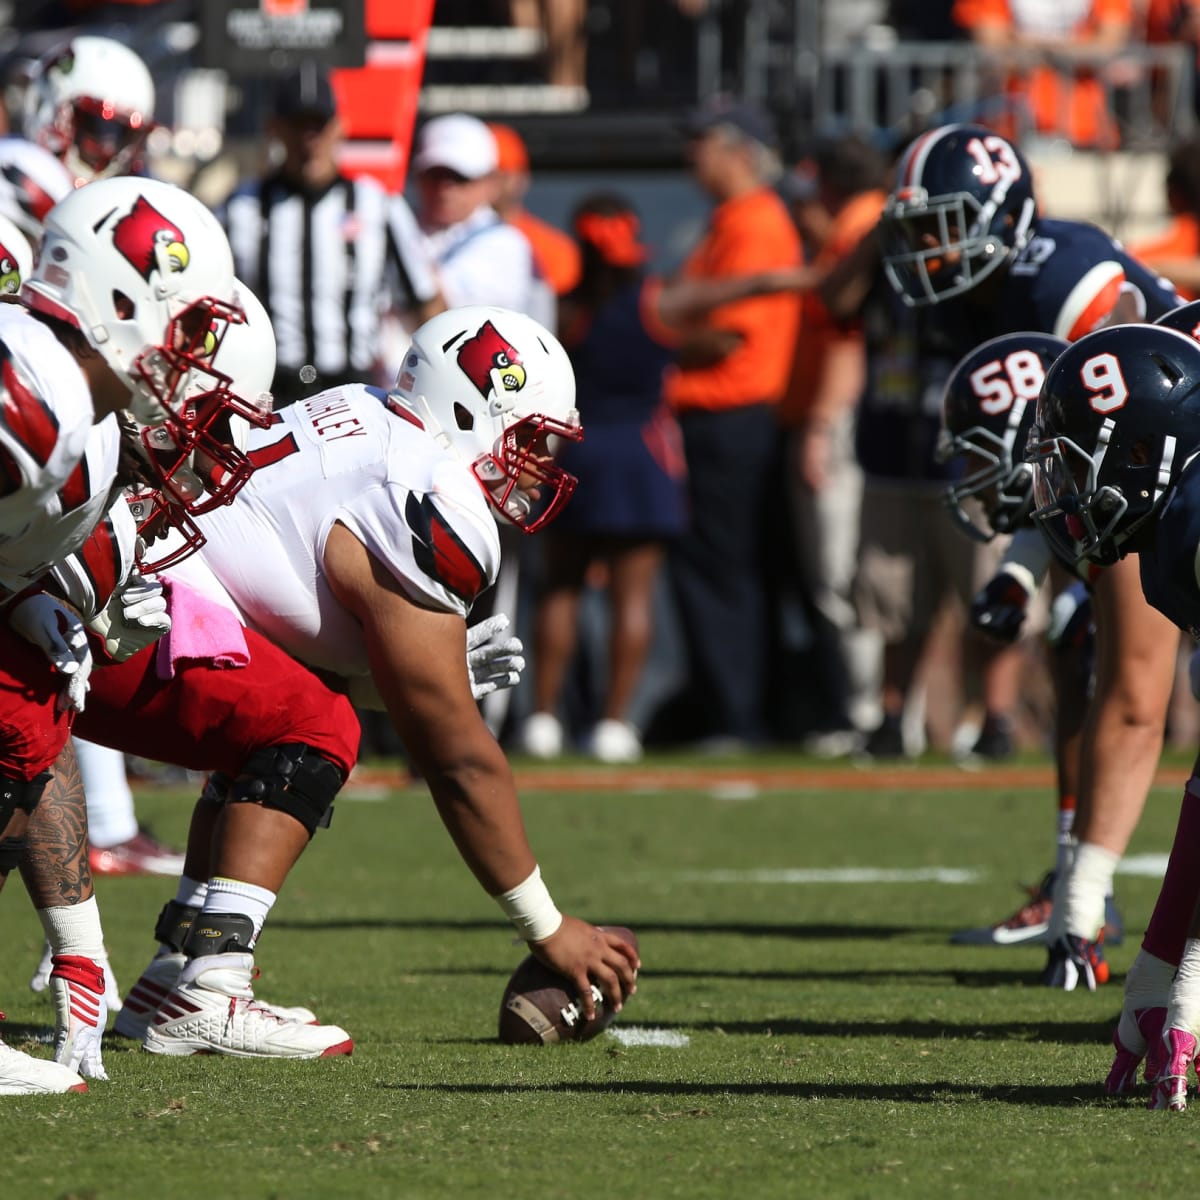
[8,0,1200,764]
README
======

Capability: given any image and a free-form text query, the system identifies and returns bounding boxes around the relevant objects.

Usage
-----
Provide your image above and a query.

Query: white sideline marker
[608,1027,690,1048]
[682,867,980,885]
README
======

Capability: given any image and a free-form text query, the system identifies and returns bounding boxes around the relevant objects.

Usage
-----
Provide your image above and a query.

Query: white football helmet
[0,214,33,295]
[389,306,582,533]
[23,36,155,183]
[0,136,73,239]
[22,175,240,430]
[128,279,276,570]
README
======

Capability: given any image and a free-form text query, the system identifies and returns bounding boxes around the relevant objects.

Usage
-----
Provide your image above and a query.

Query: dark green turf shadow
[268,917,939,939]
[379,1079,1115,1106]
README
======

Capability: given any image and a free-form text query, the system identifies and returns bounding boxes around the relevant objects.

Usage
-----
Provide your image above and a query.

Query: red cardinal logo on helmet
[111,195,190,282]
[456,319,527,400]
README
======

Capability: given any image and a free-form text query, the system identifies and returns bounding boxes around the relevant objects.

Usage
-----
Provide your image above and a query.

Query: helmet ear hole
[113,289,134,319]
[453,401,475,432]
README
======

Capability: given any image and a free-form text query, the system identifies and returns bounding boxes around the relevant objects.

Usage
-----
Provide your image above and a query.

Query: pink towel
[155,576,250,679]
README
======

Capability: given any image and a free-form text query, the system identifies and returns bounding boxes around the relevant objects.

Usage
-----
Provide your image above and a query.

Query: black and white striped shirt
[222,171,438,403]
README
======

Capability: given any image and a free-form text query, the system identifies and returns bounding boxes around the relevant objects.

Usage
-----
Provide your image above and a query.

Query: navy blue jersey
[1141,457,1200,638]
[931,218,1182,359]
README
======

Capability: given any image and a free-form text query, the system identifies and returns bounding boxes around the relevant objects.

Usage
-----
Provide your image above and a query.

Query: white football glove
[87,572,171,662]
[8,592,93,712]
[466,613,525,700]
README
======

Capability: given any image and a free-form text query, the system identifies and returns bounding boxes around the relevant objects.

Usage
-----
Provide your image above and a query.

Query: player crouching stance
[99,305,638,1058]
[1029,321,1200,1109]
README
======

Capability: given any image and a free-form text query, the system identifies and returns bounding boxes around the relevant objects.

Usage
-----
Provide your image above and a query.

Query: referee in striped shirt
[222,63,444,407]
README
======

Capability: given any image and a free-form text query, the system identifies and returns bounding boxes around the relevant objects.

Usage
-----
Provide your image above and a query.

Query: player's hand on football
[530,915,640,1020]
[466,613,525,699]
[87,571,171,661]
[9,591,93,712]
[969,569,1033,643]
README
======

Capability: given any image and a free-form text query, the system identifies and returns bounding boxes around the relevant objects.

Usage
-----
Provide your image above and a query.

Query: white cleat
[589,719,643,764]
[0,1037,88,1095]
[115,953,317,1041]
[518,712,564,759]
[141,953,351,1060]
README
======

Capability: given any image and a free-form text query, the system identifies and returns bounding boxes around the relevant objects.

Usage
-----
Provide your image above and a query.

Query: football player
[23,36,156,188]
[1027,321,1200,1109]
[0,175,252,1093]
[857,122,1183,988]
[936,331,1112,949]
[96,305,639,1057]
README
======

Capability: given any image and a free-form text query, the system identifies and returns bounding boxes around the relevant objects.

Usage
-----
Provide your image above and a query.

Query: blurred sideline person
[1128,134,1200,301]
[0,175,252,1093]
[1027,322,1200,1109]
[222,61,443,408]
[518,193,686,763]
[779,136,888,749]
[663,96,801,748]
[108,306,639,1052]
[409,113,555,736]
[489,122,581,301]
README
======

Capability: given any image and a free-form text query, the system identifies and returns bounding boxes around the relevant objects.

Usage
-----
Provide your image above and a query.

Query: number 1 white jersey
[173,383,502,679]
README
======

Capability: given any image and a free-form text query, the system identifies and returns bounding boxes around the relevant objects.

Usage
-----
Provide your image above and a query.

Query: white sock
[75,738,137,848]
[203,877,277,946]
[38,894,106,960]
[1062,842,1120,940]
[1169,939,1200,1036]
[175,875,209,909]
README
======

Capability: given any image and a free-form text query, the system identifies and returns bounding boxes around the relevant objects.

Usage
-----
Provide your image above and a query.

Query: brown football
[497,925,639,1045]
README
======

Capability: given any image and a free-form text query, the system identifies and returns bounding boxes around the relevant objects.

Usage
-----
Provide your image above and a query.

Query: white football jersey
[168,383,501,678]
[0,136,73,239]
[0,304,126,601]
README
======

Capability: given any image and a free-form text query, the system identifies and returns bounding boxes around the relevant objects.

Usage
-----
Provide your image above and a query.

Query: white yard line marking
[608,1027,690,1048]
[678,867,981,884]
[1115,853,1170,877]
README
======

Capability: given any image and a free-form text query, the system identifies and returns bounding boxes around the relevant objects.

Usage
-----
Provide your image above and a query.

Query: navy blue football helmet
[940,331,1068,541]
[1154,300,1200,342]
[1029,323,1200,566]
[881,123,1038,307]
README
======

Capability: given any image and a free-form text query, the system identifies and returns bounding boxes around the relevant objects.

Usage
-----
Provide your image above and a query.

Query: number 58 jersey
[173,384,502,679]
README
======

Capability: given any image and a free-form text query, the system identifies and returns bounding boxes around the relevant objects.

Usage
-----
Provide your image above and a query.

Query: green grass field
[1,752,1194,1199]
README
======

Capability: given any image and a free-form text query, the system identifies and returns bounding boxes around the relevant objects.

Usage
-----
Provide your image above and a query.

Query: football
[497,925,639,1045]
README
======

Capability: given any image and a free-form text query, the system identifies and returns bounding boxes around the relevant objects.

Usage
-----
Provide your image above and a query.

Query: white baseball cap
[412,114,498,179]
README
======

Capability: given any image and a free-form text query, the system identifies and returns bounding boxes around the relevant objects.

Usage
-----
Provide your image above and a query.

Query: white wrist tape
[1002,525,1052,596]
[495,866,563,943]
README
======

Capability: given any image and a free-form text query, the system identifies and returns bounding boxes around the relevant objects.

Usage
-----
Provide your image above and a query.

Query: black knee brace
[0,770,51,873]
[154,900,201,953]
[228,744,344,837]
[199,772,232,806]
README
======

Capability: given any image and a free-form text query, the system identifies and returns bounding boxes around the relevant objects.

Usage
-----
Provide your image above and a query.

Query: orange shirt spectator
[781,188,886,427]
[489,122,581,297]
[664,186,801,412]
[953,0,1133,148]
[1128,134,1200,300]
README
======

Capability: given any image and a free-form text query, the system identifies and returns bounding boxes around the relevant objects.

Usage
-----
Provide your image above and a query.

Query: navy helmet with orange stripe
[881,123,1037,308]
[1027,323,1200,566]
